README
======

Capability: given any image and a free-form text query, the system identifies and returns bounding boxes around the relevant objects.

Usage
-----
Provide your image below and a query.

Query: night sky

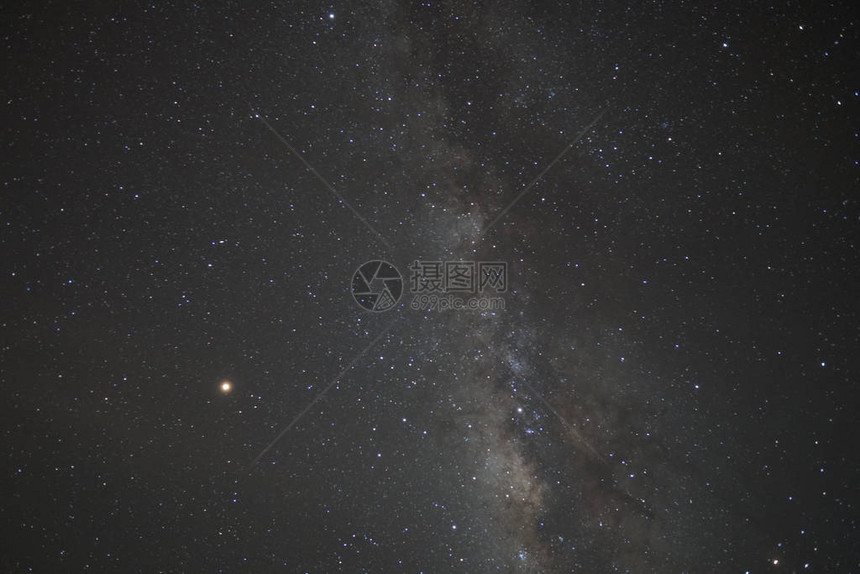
[2,1,859,572]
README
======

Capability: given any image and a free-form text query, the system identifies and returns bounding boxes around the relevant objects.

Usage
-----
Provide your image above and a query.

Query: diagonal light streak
[477,108,607,242]
[250,313,401,466]
[251,107,394,251]
[517,378,606,463]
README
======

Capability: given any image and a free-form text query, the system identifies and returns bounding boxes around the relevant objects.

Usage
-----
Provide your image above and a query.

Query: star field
[2,1,858,572]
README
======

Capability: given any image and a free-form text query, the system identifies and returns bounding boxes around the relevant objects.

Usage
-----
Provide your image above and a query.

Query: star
[2,2,852,571]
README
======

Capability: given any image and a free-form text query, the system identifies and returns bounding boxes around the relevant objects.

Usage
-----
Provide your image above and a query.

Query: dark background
[2,1,858,571]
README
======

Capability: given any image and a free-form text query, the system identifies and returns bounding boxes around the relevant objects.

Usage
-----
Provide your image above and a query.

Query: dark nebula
[2,1,858,572]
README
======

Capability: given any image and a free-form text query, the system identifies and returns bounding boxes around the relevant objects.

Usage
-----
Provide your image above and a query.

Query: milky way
[3,1,857,571]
